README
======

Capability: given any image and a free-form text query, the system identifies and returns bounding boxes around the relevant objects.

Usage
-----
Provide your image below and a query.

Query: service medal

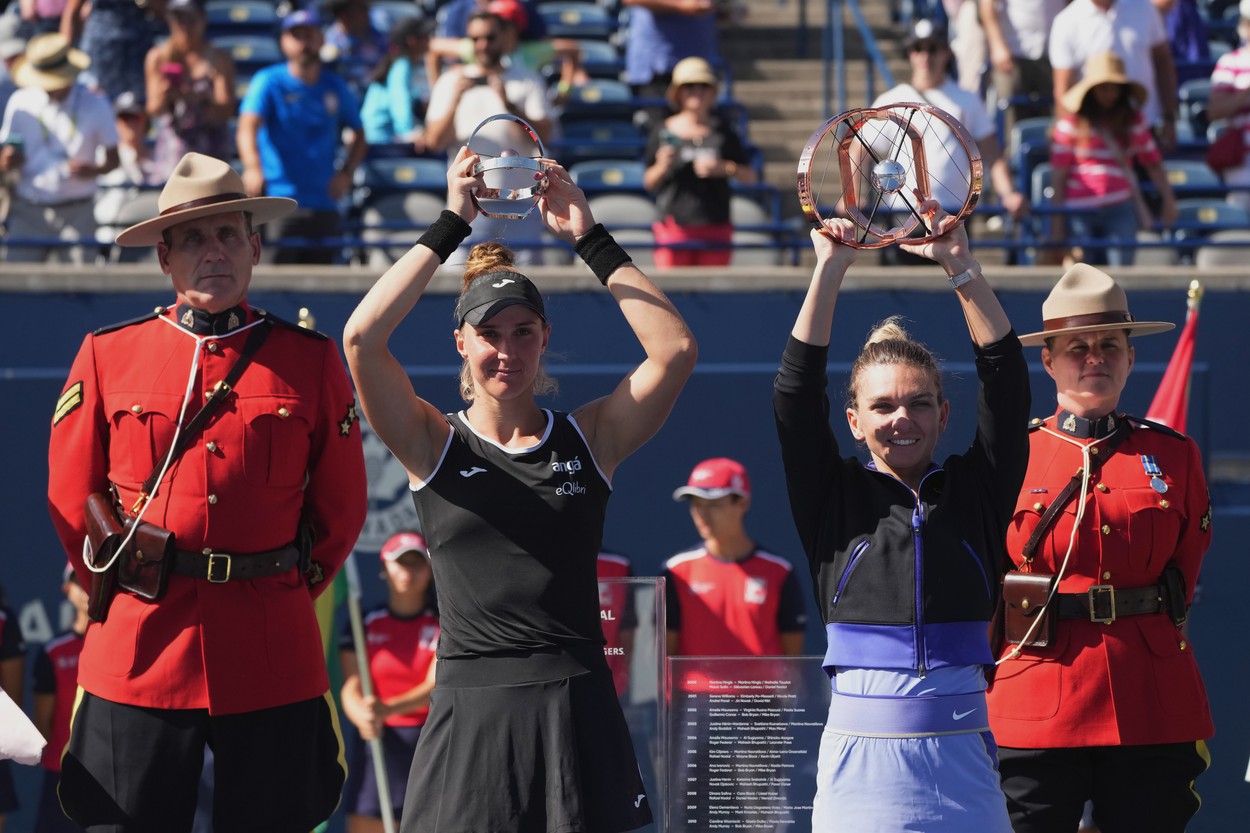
[1141,455,1168,494]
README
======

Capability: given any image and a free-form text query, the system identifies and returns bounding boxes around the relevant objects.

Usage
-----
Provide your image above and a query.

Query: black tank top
[411,410,611,660]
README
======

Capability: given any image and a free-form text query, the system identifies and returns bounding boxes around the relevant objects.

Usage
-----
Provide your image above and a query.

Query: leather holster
[1002,572,1057,648]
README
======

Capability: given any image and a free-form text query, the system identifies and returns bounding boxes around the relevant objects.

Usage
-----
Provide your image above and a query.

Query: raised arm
[791,221,858,346]
[342,147,481,483]
[541,163,697,476]
[897,201,1012,347]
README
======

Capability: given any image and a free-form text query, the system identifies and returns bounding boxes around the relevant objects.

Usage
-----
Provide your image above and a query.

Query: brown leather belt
[172,545,301,583]
[1055,584,1166,624]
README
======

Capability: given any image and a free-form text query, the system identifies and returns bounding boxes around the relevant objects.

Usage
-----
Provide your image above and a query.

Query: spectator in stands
[622,0,722,129]
[979,0,1064,140]
[1049,0,1180,152]
[0,32,24,223]
[430,0,582,102]
[111,91,159,183]
[339,531,440,833]
[32,565,88,833]
[643,56,755,269]
[237,8,367,264]
[873,18,1026,262]
[0,32,24,129]
[421,9,553,264]
[0,32,118,263]
[144,0,236,181]
[1048,52,1178,266]
[945,0,988,94]
[60,0,158,102]
[1156,0,1211,81]
[436,0,547,41]
[360,12,435,155]
[323,0,390,98]
[17,0,67,39]
[1207,1,1250,210]
[664,457,806,658]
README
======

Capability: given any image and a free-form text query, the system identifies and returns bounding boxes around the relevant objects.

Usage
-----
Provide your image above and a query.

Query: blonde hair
[457,242,557,402]
[846,316,943,408]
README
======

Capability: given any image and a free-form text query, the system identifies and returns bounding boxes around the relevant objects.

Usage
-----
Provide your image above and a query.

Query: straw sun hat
[1061,52,1147,115]
[666,57,719,109]
[1018,263,1175,347]
[115,153,296,247]
[12,33,89,93]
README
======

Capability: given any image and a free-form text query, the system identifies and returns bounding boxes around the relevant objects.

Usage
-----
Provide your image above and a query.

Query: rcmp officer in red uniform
[986,264,1214,833]
[46,152,368,832]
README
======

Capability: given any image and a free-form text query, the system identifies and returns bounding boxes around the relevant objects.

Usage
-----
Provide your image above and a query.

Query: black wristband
[417,210,472,263]
[573,224,632,285]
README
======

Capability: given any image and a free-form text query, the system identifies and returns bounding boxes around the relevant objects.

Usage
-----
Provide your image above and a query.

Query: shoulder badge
[1200,492,1212,533]
[255,308,328,341]
[1124,415,1187,441]
[53,381,84,426]
[91,307,164,337]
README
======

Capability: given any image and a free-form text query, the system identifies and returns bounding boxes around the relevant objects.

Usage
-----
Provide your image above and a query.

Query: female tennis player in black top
[343,146,697,833]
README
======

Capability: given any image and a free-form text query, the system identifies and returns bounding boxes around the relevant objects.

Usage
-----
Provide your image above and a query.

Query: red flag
[1146,281,1202,433]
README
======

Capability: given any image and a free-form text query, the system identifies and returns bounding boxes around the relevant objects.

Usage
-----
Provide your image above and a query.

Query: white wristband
[947,267,978,289]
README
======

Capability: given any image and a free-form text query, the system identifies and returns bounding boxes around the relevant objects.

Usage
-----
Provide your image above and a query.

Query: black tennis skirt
[400,647,653,833]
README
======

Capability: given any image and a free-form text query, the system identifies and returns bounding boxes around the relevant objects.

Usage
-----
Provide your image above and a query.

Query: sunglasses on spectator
[470,33,498,42]
[909,41,945,55]
[681,83,714,92]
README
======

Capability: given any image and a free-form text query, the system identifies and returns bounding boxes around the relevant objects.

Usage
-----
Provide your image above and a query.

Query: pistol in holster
[82,491,176,623]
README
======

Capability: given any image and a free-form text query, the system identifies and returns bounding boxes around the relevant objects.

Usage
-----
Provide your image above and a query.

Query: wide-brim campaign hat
[1061,52,1147,115]
[12,33,89,92]
[667,57,719,109]
[116,152,296,247]
[1018,263,1174,346]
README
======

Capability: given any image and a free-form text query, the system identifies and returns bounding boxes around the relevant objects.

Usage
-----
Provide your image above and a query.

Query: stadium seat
[585,193,655,266]
[537,2,615,40]
[204,0,280,38]
[562,78,636,121]
[1194,228,1250,266]
[568,159,646,193]
[95,188,162,264]
[554,120,646,166]
[212,33,282,76]
[351,157,450,266]
[1163,159,1225,197]
[1179,78,1213,140]
[356,156,449,195]
[573,38,624,80]
[1009,116,1053,197]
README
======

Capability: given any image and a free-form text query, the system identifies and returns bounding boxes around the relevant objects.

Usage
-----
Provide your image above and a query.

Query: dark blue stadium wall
[2,284,1246,831]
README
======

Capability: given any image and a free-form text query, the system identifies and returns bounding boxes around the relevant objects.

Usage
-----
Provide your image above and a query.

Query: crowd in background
[2,0,1250,267]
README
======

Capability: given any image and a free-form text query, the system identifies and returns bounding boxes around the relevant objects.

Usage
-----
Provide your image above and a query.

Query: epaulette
[1124,414,1187,441]
[92,307,164,336]
[1027,416,1047,432]
[254,307,328,341]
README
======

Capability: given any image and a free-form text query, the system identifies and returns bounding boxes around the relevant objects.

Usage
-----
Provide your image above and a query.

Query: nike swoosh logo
[634,795,646,808]
[459,466,487,478]
[952,709,977,720]
[492,278,516,287]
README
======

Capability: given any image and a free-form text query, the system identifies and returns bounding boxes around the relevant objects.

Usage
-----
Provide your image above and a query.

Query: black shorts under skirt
[400,650,652,833]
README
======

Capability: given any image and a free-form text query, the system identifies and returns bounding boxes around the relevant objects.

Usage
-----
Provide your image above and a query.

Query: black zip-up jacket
[773,332,1029,675]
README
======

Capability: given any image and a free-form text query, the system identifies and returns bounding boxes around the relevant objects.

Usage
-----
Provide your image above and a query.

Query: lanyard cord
[997,426,1112,663]
[84,319,262,573]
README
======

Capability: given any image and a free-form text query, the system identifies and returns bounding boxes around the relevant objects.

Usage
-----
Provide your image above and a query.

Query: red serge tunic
[986,414,1215,747]
[47,305,367,715]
